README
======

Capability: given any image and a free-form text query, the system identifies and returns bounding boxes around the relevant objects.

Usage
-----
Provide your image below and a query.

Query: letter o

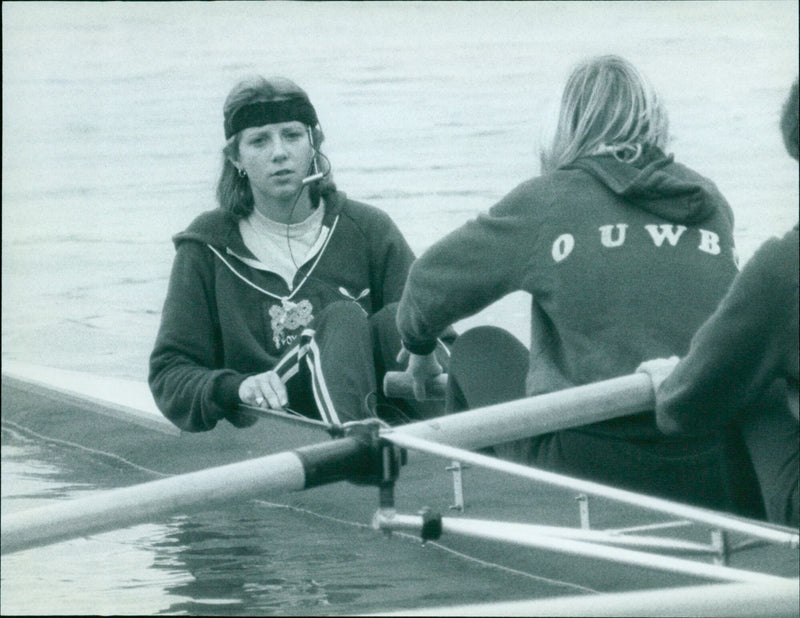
[551,234,575,262]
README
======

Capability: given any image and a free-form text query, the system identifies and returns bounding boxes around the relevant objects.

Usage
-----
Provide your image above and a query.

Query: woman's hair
[216,75,332,219]
[540,55,670,172]
[780,78,798,161]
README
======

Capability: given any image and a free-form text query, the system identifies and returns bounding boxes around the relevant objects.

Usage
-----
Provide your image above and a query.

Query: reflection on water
[1,430,191,615]
[153,511,388,616]
[1,430,555,615]
[153,503,586,616]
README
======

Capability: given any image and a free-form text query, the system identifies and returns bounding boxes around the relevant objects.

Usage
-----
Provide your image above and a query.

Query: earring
[237,168,247,178]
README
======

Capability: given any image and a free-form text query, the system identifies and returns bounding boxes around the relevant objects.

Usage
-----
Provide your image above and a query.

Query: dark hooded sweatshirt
[657,224,799,432]
[149,191,415,431]
[397,147,738,440]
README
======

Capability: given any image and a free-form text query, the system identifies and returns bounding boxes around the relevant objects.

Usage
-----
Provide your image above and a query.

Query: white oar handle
[383,372,448,400]
[392,372,657,451]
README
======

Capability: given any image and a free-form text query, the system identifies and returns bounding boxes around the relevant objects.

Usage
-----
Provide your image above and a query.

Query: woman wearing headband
[395,56,745,510]
[149,76,449,432]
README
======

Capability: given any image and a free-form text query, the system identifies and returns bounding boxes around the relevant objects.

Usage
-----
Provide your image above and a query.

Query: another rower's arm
[397,187,535,355]
[656,234,794,433]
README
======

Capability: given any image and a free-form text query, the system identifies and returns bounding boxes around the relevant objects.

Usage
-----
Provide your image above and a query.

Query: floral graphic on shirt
[269,299,314,348]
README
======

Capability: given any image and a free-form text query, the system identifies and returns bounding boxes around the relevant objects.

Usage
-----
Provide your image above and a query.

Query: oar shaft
[1,436,368,555]
[395,372,655,451]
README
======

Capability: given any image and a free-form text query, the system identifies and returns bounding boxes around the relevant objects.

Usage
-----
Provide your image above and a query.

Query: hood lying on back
[567,146,719,225]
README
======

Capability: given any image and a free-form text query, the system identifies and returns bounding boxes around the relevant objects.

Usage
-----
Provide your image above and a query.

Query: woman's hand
[636,356,680,394]
[397,347,443,401]
[239,371,288,409]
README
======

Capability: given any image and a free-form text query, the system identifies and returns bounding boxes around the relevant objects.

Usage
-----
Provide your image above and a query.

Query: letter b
[698,229,721,255]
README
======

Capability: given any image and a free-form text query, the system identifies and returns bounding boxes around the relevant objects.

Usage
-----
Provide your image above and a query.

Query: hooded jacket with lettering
[149,191,415,431]
[397,147,738,439]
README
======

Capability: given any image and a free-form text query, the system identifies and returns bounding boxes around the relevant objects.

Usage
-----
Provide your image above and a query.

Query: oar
[381,373,799,546]
[0,432,386,555]
[385,370,656,451]
[0,371,657,555]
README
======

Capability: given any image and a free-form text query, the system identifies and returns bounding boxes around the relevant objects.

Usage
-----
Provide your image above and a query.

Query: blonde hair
[540,55,670,172]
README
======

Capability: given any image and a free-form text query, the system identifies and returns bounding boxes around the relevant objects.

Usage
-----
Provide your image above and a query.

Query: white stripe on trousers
[269,329,341,425]
[303,333,341,425]
[272,340,308,382]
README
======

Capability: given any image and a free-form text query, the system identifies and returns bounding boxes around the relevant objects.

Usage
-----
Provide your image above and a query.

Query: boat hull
[2,361,797,595]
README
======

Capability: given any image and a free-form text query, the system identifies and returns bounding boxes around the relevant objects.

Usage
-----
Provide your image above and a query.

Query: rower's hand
[636,356,680,395]
[397,347,442,401]
[239,371,288,410]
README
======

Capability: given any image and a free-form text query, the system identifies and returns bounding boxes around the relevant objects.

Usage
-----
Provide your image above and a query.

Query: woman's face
[234,120,315,203]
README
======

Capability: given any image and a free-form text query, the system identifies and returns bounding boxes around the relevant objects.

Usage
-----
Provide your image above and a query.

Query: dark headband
[225,97,319,139]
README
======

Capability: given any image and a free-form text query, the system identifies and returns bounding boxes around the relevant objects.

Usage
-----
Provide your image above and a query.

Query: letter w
[644,224,687,247]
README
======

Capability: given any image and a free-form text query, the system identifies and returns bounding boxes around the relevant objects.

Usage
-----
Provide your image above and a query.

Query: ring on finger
[255,397,265,406]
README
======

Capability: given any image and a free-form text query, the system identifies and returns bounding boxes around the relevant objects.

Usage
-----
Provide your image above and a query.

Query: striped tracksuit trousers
[272,301,450,426]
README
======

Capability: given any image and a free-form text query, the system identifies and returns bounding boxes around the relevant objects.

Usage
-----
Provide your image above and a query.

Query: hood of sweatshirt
[566,146,719,225]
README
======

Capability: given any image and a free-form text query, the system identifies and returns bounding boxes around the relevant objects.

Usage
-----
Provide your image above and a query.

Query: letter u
[599,224,628,248]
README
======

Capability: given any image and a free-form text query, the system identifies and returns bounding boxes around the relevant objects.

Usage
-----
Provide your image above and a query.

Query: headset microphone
[301,125,325,185]
[301,172,324,185]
